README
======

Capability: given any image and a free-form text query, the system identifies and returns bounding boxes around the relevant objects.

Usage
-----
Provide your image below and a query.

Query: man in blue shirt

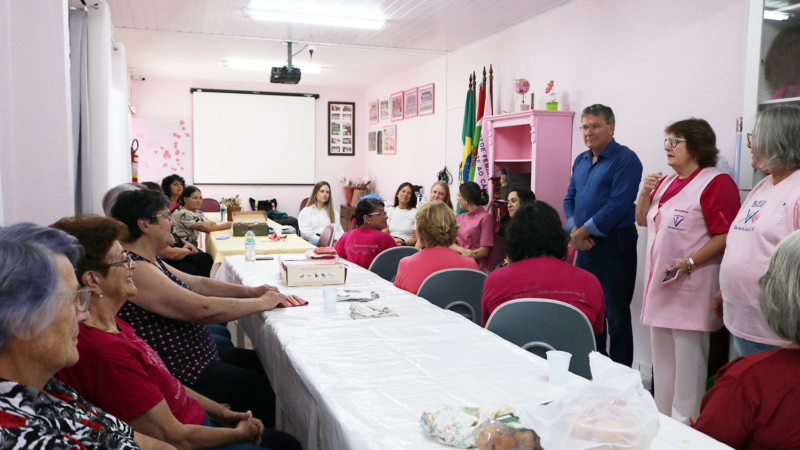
[564,104,642,366]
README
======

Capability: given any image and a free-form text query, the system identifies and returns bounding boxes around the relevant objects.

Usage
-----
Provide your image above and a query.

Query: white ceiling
[116,28,443,88]
[108,0,579,52]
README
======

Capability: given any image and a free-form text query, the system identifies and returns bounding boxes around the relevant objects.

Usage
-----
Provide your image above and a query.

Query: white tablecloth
[217,255,731,450]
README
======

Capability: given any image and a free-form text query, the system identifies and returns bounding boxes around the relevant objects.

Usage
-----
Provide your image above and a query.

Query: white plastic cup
[546,350,572,385]
[322,288,337,312]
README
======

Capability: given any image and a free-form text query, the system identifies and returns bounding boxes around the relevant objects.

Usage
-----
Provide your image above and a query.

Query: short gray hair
[0,223,83,351]
[102,183,146,216]
[752,105,800,172]
[581,104,615,125]
[758,229,800,344]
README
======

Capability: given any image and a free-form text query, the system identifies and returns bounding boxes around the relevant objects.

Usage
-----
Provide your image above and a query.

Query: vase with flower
[337,175,372,205]
[545,80,558,111]
[514,78,531,112]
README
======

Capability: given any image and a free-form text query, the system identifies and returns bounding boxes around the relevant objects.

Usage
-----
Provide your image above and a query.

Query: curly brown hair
[664,118,719,168]
[415,201,459,247]
[50,215,129,283]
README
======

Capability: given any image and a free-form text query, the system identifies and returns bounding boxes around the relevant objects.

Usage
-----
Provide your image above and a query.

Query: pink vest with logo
[641,168,724,331]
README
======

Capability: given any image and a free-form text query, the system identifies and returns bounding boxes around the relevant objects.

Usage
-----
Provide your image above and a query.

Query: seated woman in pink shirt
[450,182,494,272]
[334,198,397,269]
[482,201,605,331]
[692,230,800,450]
[394,201,478,294]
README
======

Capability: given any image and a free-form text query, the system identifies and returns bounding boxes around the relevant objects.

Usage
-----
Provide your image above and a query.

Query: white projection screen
[192,90,316,184]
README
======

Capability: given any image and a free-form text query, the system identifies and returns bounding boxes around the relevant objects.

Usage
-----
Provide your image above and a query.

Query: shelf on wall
[494,159,532,163]
[759,96,800,105]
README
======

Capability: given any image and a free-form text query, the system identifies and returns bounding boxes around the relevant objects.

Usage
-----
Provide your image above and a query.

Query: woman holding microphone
[636,118,740,424]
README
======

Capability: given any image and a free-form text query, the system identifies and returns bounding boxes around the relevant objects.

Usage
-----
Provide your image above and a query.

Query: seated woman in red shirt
[334,198,397,269]
[394,201,478,294]
[52,215,300,450]
[692,230,800,449]
[482,201,605,330]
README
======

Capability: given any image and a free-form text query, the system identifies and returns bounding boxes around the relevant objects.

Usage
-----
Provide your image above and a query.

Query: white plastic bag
[519,352,660,450]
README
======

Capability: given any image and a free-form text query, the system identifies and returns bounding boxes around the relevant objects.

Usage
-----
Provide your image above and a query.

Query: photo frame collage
[329,101,355,156]
[368,83,434,156]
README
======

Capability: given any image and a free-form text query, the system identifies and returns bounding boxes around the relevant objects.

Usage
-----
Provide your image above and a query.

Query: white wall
[130,77,366,217]
[445,0,749,367]
[0,0,75,225]
[363,56,448,202]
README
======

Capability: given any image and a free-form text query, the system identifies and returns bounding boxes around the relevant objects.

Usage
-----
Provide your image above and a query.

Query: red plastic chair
[201,198,221,212]
[317,224,335,248]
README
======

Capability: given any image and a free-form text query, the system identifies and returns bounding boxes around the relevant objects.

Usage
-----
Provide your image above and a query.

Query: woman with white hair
[716,105,800,356]
[0,223,172,450]
[693,230,800,449]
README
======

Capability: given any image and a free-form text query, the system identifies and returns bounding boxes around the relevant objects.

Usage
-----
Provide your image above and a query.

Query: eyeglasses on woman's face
[153,212,174,224]
[367,210,387,217]
[107,251,133,269]
[60,287,92,313]
[664,137,687,149]
[747,133,753,148]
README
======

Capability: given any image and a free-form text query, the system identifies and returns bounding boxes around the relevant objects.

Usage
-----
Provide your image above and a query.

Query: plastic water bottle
[244,226,256,262]
[220,202,227,222]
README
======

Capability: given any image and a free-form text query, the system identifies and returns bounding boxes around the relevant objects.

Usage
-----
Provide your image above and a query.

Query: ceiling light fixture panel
[764,10,790,20]
[244,1,385,29]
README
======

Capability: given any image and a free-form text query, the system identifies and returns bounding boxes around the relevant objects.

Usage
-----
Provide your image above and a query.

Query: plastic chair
[317,224,335,247]
[368,246,419,282]
[417,268,487,325]
[485,298,597,379]
[201,198,221,212]
[300,197,309,213]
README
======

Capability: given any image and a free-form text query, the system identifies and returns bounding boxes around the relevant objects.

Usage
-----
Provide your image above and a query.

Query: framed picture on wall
[379,99,389,122]
[377,131,383,154]
[390,92,403,122]
[382,124,396,155]
[328,101,355,156]
[369,99,379,125]
[404,88,418,118]
[368,132,377,151]
[419,83,435,116]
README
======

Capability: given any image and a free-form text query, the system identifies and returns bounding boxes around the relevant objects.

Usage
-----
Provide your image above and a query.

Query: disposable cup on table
[546,350,572,385]
[322,288,337,312]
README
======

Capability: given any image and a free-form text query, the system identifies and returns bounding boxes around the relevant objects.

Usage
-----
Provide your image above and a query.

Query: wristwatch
[686,257,696,273]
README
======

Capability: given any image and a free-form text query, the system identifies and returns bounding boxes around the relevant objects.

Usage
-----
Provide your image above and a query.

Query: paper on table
[337,289,379,302]
[349,303,397,319]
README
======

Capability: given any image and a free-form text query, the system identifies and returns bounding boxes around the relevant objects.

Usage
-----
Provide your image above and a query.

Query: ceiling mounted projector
[271,41,301,84]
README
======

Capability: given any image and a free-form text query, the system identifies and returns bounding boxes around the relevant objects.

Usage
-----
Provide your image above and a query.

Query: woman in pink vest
[717,105,800,358]
[636,118,741,424]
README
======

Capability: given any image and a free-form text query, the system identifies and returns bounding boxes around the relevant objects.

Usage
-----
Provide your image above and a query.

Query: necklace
[87,315,140,343]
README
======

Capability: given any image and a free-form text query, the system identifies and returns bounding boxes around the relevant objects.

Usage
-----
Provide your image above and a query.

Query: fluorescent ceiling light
[764,10,789,20]
[243,2,385,29]
[223,61,323,74]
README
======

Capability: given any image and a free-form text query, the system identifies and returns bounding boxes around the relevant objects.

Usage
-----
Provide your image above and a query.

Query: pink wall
[363,56,448,203]
[130,78,366,217]
[0,0,74,225]
[446,0,749,367]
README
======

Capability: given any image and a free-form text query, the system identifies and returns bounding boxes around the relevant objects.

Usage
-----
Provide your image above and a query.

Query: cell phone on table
[662,268,679,284]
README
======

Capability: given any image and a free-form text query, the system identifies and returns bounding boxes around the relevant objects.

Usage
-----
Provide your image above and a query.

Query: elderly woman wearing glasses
[692,230,800,448]
[635,118,741,424]
[717,105,800,358]
[52,215,297,450]
[0,223,171,450]
[107,190,300,446]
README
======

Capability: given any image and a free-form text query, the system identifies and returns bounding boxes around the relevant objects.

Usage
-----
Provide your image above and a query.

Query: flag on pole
[468,84,486,182]
[459,85,476,183]
[474,84,493,194]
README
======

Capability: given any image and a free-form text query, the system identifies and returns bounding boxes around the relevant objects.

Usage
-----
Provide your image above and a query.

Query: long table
[216,255,731,450]
[205,220,315,273]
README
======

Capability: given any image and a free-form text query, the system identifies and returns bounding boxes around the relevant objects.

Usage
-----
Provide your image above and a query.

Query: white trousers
[650,327,710,424]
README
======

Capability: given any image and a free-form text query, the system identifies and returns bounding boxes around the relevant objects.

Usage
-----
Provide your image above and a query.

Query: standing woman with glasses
[335,198,397,269]
[717,105,800,357]
[635,118,740,424]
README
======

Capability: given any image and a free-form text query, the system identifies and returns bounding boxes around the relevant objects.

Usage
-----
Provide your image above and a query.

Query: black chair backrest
[417,268,487,325]
[485,298,597,379]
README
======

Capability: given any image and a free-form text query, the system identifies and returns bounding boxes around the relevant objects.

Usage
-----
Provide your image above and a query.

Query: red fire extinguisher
[131,139,139,182]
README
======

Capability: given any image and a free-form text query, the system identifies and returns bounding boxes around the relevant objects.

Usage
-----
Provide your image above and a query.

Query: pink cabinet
[484,110,575,223]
